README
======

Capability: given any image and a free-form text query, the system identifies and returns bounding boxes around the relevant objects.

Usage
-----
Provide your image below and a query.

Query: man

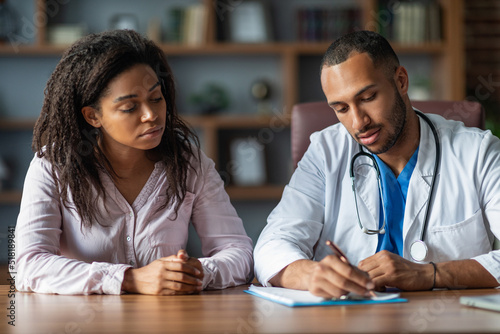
[254,31,500,298]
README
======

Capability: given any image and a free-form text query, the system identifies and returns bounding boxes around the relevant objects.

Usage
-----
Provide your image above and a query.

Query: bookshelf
[0,0,465,205]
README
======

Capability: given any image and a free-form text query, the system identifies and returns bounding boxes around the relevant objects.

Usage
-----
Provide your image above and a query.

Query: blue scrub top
[373,147,419,256]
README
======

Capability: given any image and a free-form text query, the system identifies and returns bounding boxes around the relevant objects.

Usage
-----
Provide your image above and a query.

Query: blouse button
[126,236,131,242]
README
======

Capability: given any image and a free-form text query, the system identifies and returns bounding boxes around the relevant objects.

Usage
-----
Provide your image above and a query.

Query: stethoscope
[349,109,440,262]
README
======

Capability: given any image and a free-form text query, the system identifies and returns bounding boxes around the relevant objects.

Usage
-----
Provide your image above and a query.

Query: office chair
[291,100,486,168]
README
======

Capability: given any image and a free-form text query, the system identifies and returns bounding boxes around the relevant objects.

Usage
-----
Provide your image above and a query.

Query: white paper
[247,284,400,304]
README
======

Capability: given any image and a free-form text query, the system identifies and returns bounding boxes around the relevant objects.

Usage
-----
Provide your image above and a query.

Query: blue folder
[244,284,407,307]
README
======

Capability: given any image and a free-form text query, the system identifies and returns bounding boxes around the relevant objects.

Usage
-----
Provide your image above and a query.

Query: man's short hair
[321,31,400,77]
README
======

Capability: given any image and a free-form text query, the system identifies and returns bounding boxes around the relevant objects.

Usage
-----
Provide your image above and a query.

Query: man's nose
[351,106,369,132]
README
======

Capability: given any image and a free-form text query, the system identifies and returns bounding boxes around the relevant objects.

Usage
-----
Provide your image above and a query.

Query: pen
[325,240,376,298]
[325,240,350,264]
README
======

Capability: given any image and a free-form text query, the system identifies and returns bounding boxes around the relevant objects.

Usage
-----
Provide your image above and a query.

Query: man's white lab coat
[255,113,500,286]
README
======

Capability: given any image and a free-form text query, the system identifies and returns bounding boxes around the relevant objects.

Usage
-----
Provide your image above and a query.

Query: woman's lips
[140,126,162,138]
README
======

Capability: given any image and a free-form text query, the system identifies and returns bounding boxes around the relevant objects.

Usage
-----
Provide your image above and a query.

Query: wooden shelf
[182,114,290,129]
[225,185,284,201]
[0,119,36,130]
[0,191,22,204]
[0,44,66,56]
[0,43,287,57]
[0,187,284,204]
[163,43,291,55]
[0,41,448,57]
[0,115,288,131]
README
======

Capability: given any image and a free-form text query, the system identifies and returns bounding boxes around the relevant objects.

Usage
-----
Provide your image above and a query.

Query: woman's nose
[141,105,158,122]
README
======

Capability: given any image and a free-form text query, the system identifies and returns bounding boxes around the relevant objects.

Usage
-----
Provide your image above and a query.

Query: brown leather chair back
[291,100,486,168]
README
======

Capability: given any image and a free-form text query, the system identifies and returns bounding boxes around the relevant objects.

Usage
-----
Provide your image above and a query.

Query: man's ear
[394,66,409,96]
[81,106,101,128]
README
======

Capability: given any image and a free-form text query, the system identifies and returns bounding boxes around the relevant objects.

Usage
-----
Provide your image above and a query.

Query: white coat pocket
[426,210,491,262]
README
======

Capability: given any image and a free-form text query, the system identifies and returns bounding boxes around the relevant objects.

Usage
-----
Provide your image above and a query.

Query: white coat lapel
[403,114,437,246]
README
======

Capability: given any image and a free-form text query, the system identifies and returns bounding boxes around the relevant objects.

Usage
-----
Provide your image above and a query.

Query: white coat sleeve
[471,132,500,284]
[254,134,327,286]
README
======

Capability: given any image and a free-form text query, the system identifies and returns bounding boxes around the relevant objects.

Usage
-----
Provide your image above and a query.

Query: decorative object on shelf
[189,83,229,115]
[408,75,432,100]
[226,0,273,43]
[47,24,87,45]
[110,14,139,32]
[0,0,19,44]
[250,79,272,115]
[0,156,8,191]
[229,137,267,186]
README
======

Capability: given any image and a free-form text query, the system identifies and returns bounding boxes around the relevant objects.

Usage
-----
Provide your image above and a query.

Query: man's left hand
[358,250,434,291]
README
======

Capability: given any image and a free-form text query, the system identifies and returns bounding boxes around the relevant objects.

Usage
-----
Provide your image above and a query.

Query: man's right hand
[269,257,374,299]
[309,255,374,298]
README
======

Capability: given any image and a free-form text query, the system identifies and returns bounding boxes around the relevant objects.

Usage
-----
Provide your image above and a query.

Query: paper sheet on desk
[244,285,407,307]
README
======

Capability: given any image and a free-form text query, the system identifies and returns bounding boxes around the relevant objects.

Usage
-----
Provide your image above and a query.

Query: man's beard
[362,87,407,155]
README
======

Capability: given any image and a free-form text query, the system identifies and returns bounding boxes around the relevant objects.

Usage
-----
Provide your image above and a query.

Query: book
[244,285,407,307]
[295,7,361,42]
[165,5,206,45]
[166,7,184,43]
[460,294,500,312]
[382,0,442,44]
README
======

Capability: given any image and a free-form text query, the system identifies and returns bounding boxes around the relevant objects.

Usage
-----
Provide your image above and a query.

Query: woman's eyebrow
[113,82,161,103]
[149,81,160,92]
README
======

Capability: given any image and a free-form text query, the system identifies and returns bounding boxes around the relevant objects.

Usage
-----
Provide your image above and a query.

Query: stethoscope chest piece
[410,240,428,262]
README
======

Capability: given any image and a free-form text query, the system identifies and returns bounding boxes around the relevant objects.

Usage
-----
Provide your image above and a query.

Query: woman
[14,30,253,295]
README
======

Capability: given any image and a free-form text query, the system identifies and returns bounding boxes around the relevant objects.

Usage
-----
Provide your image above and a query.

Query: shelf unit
[0,0,465,204]
[0,114,289,201]
[0,118,37,130]
[0,190,22,204]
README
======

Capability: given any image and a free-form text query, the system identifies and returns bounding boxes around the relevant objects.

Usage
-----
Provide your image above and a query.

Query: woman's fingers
[176,249,190,261]
[160,258,202,277]
[163,269,203,286]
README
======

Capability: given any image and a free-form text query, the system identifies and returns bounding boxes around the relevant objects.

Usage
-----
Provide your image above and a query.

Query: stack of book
[165,4,207,45]
[377,0,441,44]
[296,7,362,43]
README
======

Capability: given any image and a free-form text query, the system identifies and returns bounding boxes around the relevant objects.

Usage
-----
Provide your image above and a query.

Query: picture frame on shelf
[46,24,87,45]
[229,137,267,186]
[0,156,8,191]
[227,0,273,43]
[110,14,139,32]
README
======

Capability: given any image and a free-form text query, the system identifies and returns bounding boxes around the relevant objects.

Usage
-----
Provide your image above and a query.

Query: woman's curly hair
[32,29,200,228]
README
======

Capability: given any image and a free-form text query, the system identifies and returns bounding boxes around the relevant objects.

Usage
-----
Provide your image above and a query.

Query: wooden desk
[2,284,500,333]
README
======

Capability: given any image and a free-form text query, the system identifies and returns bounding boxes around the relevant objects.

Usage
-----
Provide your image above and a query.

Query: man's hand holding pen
[308,240,375,299]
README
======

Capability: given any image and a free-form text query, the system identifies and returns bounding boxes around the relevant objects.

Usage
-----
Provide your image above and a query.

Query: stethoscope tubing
[349,109,440,249]
[350,151,387,234]
[414,110,441,243]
